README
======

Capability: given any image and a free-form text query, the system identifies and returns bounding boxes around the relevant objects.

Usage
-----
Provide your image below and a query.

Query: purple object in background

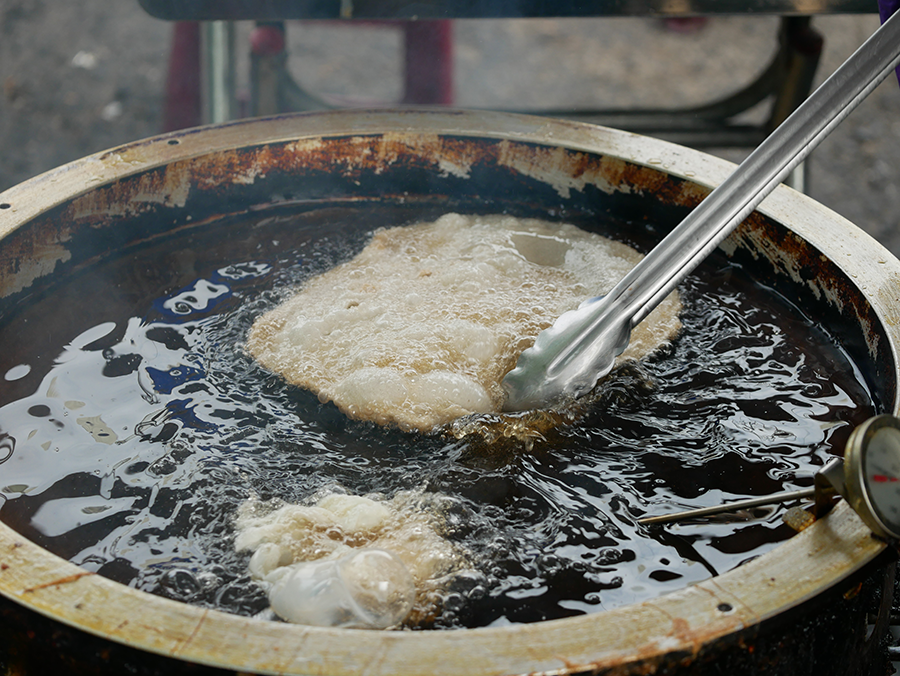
[878,0,900,85]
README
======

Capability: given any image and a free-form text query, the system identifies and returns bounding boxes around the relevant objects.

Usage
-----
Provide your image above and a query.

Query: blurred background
[1,3,899,255]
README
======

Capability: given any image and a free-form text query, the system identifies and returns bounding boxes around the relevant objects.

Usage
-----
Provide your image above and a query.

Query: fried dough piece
[247,214,681,432]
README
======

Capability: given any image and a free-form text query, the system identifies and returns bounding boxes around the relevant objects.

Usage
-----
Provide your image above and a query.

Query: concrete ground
[0,3,898,260]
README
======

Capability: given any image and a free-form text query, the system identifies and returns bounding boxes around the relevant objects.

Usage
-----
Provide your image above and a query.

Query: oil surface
[0,208,875,629]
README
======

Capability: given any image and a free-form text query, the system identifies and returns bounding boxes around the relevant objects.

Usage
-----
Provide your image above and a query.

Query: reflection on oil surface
[0,208,875,629]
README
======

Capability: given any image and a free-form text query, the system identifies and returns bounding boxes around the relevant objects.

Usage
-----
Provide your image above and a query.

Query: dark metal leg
[767,17,824,132]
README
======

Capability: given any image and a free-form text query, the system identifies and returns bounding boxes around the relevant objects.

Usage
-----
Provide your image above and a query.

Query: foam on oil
[247,214,681,432]
[0,208,875,629]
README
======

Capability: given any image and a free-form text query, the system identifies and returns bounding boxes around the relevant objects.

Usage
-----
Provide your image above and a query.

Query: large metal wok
[0,110,896,675]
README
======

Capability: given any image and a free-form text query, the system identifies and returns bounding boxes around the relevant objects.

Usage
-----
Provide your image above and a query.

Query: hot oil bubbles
[0,213,875,629]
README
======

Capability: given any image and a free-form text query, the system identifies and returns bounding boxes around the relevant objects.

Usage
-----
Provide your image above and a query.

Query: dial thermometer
[639,414,900,539]
[842,414,900,539]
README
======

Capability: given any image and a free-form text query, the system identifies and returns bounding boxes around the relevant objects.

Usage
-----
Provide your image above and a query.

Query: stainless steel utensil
[502,11,900,412]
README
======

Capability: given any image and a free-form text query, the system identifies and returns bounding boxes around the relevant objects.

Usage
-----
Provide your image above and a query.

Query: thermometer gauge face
[845,414,900,539]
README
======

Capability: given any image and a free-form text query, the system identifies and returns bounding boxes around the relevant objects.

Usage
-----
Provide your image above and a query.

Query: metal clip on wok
[502,11,900,412]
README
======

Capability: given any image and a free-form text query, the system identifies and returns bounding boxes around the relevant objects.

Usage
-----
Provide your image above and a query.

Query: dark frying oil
[0,208,874,629]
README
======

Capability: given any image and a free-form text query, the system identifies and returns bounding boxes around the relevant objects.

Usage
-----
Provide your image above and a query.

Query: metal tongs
[502,12,900,412]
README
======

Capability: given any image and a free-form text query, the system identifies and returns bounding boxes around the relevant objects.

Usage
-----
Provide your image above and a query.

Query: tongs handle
[502,11,900,412]
[622,10,900,331]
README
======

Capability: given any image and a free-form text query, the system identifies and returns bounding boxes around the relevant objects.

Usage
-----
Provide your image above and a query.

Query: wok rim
[0,109,893,675]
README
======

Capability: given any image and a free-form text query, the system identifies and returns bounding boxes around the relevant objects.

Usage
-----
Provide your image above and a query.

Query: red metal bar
[402,20,453,105]
[163,22,203,131]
